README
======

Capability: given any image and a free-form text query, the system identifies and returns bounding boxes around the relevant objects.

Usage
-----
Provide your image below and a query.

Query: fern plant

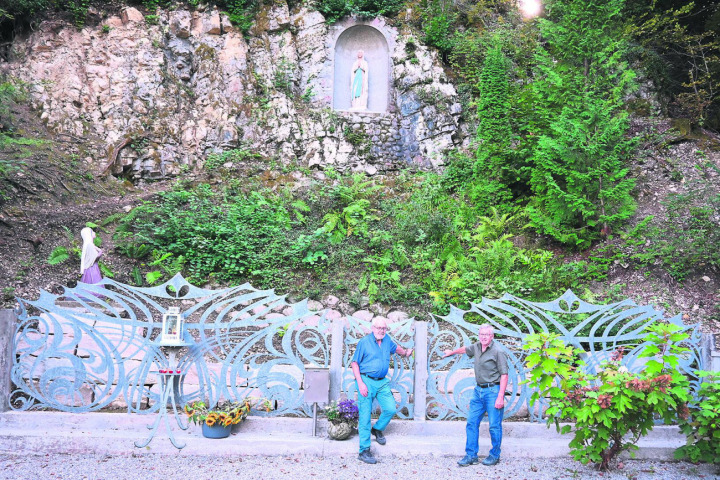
[48,246,70,265]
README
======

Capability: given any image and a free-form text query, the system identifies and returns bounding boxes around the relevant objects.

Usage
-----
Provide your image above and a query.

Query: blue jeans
[357,375,396,453]
[465,385,503,459]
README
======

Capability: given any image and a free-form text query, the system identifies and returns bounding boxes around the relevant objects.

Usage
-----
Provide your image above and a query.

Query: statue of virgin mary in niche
[349,50,369,110]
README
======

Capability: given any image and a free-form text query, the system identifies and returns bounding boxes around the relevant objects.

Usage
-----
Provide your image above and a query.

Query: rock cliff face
[2,6,466,180]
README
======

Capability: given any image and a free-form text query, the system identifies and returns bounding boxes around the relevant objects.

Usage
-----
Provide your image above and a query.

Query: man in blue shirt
[351,317,413,464]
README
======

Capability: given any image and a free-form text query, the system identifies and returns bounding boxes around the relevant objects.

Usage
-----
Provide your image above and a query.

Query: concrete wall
[0,309,16,412]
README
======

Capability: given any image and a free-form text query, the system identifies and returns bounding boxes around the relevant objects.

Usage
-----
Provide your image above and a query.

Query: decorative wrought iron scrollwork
[11,274,331,416]
[426,290,704,422]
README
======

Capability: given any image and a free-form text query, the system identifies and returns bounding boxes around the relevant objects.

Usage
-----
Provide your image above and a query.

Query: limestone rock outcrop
[1,7,466,180]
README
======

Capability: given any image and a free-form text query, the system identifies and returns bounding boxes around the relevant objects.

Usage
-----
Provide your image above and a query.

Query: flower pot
[327,422,354,441]
[202,422,231,439]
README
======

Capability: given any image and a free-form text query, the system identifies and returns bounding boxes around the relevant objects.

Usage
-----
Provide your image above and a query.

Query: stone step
[0,412,685,459]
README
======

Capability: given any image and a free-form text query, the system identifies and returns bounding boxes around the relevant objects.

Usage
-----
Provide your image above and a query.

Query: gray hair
[372,317,388,328]
[478,324,494,334]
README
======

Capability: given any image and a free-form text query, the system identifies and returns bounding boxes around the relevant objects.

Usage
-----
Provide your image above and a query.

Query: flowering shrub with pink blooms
[523,322,692,471]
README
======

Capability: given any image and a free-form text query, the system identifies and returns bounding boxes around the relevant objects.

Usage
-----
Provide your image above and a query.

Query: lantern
[160,307,184,345]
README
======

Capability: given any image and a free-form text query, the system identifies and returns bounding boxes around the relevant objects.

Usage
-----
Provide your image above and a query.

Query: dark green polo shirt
[465,339,508,384]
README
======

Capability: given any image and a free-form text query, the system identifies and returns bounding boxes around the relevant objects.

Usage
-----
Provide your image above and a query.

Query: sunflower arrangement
[184,399,253,427]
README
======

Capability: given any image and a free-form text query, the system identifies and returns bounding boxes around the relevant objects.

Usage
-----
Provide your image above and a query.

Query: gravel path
[0,454,717,480]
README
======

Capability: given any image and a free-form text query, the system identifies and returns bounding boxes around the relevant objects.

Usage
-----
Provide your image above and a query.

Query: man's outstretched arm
[442,346,467,357]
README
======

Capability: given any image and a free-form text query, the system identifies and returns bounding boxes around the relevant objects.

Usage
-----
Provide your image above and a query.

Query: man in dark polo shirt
[443,323,508,467]
[351,316,413,464]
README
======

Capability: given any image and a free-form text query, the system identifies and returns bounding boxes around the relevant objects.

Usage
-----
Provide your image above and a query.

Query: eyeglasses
[478,333,493,337]
[372,326,388,331]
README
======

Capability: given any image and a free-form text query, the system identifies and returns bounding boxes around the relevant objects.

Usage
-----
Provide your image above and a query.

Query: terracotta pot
[327,422,354,440]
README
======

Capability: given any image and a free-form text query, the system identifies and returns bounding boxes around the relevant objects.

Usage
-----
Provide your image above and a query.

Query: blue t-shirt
[351,333,398,379]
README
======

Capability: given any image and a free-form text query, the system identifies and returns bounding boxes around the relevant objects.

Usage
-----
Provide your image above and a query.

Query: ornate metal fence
[10,277,704,422]
[11,275,334,415]
[426,290,704,422]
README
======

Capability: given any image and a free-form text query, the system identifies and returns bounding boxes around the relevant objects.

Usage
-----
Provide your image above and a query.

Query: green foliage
[131,266,144,286]
[343,127,370,153]
[523,323,692,471]
[216,0,257,34]
[98,261,114,278]
[204,147,260,172]
[99,213,125,227]
[625,1,720,127]
[470,41,514,212]
[115,185,297,286]
[675,371,720,466]
[272,57,296,95]
[64,0,89,28]
[48,246,70,265]
[117,243,152,260]
[316,0,404,24]
[426,235,564,311]
[0,77,26,132]
[440,150,474,193]
[146,270,163,285]
[1,0,51,21]
[301,86,315,103]
[421,0,456,55]
[111,169,596,314]
[359,244,409,303]
[620,181,720,281]
[0,77,31,200]
[317,175,382,243]
[526,0,638,247]
[318,199,375,243]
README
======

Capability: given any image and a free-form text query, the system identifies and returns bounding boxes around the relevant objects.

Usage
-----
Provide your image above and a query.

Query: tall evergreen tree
[469,42,514,211]
[527,0,638,247]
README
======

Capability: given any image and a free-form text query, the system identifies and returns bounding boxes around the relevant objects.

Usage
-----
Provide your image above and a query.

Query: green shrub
[316,0,403,24]
[217,0,258,33]
[114,186,297,285]
[1,0,51,20]
[421,0,456,55]
[523,323,692,471]
[204,147,260,172]
[272,57,295,95]
[655,186,720,280]
[441,150,474,193]
[675,371,720,466]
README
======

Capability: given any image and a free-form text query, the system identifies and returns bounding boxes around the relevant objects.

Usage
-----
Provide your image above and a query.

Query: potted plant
[324,398,359,440]
[184,399,253,439]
